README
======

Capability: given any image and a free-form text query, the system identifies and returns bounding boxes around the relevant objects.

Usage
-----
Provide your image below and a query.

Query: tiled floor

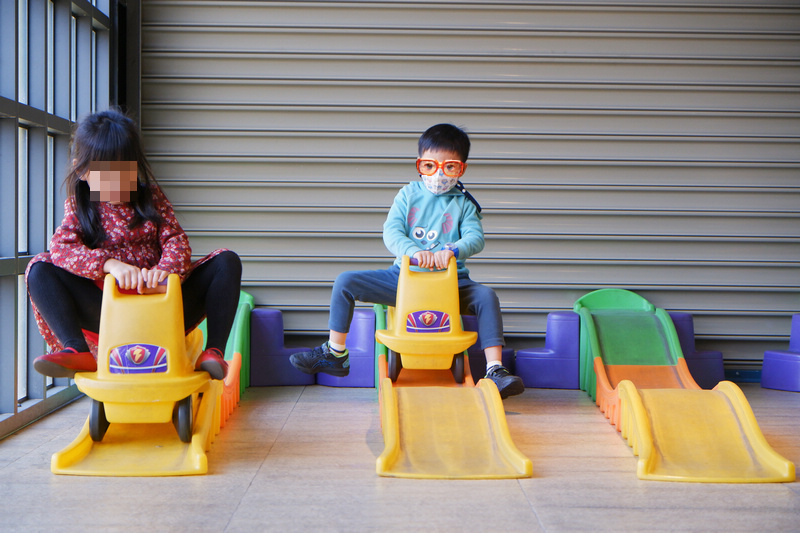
[1,383,798,532]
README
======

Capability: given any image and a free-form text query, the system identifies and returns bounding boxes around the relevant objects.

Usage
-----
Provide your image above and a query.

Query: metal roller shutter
[140,1,800,367]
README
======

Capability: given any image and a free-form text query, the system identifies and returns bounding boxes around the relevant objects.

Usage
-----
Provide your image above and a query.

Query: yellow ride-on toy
[78,274,206,442]
[373,255,531,479]
[376,255,477,383]
[52,273,222,476]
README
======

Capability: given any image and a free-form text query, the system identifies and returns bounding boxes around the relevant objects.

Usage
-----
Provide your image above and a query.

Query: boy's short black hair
[418,123,471,162]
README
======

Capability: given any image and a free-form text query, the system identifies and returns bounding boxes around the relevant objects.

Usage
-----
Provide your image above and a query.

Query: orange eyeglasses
[416,158,466,178]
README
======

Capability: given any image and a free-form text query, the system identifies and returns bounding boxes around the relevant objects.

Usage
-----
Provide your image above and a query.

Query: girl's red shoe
[33,348,96,378]
[195,348,228,380]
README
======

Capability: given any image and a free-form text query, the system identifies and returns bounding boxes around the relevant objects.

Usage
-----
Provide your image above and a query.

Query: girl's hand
[139,267,169,294]
[103,258,141,290]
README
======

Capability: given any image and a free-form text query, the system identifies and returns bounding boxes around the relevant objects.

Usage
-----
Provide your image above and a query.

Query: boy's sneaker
[290,343,350,377]
[485,365,525,399]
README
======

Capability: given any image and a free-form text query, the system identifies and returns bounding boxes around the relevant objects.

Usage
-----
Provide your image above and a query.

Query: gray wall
[139,1,800,367]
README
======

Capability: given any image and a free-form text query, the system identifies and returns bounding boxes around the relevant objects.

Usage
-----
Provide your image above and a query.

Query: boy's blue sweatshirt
[383,180,484,276]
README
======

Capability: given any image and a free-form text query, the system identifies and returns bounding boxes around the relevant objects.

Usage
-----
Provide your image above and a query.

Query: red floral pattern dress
[25,185,225,354]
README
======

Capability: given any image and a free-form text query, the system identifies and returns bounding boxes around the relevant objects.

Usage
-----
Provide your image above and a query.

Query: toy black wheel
[174,395,193,443]
[451,353,465,384]
[89,399,110,442]
[387,349,402,382]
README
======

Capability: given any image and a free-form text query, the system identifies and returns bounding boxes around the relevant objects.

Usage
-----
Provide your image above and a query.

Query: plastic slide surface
[51,380,222,476]
[575,288,795,483]
[375,355,532,479]
[619,381,794,482]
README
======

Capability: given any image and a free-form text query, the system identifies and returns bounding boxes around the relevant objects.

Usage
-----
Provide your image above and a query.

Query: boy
[290,124,524,399]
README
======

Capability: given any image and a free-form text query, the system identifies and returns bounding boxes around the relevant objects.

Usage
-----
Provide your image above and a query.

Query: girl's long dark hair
[66,109,163,248]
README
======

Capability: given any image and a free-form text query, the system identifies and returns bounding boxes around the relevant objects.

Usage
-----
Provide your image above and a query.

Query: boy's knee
[476,284,499,304]
[333,270,359,290]
[488,288,500,306]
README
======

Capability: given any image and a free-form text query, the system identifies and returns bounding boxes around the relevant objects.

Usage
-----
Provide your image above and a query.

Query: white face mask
[421,172,458,195]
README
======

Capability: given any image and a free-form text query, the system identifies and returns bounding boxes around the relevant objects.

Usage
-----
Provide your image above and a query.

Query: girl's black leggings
[27,250,242,353]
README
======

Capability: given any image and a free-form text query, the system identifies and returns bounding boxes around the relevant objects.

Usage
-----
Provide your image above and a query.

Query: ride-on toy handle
[94,273,203,381]
[407,243,457,269]
[375,256,477,382]
[106,274,169,295]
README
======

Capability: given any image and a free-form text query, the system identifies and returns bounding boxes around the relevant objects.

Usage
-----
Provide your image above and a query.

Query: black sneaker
[485,365,524,399]
[289,343,350,377]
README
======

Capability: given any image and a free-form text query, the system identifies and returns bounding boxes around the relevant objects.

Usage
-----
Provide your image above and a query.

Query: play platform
[576,288,794,483]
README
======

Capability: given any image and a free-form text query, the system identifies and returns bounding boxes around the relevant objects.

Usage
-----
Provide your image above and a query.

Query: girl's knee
[209,250,242,279]
[27,261,56,284]
[219,250,242,272]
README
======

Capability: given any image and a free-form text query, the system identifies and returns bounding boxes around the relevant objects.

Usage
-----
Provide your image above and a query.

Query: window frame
[0,0,137,438]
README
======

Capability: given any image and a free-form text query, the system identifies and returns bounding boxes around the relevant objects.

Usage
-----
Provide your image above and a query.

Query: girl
[26,108,242,380]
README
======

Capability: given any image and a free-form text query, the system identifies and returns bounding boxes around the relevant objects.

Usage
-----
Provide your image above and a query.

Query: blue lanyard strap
[454,181,482,213]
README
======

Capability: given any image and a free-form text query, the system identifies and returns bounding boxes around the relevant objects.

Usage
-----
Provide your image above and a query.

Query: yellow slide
[618,381,794,483]
[576,289,794,483]
[51,380,222,476]
[377,376,532,479]
[374,257,531,479]
[50,276,245,476]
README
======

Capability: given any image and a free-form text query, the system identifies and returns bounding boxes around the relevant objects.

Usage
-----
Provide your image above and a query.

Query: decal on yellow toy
[109,343,168,374]
[406,310,450,333]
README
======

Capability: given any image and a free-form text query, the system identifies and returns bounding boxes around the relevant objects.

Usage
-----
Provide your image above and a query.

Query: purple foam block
[516,350,579,389]
[761,314,800,392]
[761,352,800,392]
[789,314,800,352]
[318,309,376,388]
[250,308,313,386]
[668,312,696,353]
[515,311,580,389]
[543,311,580,355]
[668,312,724,389]
[684,350,725,390]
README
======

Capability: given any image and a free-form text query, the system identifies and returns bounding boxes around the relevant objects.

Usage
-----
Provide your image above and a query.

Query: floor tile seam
[518,478,550,533]
[262,384,311,451]
[226,411,292,529]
